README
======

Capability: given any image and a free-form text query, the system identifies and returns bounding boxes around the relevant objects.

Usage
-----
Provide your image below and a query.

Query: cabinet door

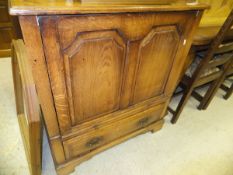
[40,12,197,133]
[41,17,127,133]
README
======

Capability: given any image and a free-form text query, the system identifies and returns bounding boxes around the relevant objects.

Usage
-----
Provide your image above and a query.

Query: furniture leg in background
[169,10,233,123]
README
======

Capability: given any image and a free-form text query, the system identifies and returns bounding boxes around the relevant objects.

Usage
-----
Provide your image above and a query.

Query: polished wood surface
[19,16,66,165]
[199,0,233,27]
[193,26,233,45]
[40,12,197,135]
[12,1,207,174]
[80,0,182,5]
[192,0,233,46]
[11,39,42,175]
[132,25,180,104]
[193,26,220,45]
[63,103,165,159]
[57,119,165,175]
[9,0,208,15]
[192,0,233,45]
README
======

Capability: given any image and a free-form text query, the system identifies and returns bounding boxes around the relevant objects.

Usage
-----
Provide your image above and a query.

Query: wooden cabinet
[9,1,208,174]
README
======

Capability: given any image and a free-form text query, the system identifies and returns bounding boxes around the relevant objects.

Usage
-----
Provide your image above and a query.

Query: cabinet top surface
[9,0,209,16]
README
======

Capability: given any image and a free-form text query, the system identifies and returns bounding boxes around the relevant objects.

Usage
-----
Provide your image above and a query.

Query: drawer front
[63,102,165,159]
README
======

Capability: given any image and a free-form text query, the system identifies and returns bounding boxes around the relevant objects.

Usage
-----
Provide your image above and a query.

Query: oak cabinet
[9,1,208,174]
[40,12,192,134]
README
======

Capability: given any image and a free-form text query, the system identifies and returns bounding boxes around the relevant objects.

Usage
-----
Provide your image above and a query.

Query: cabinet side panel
[19,16,65,164]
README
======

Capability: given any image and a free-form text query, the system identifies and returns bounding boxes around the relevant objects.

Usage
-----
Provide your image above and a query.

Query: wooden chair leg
[200,75,229,110]
[170,87,194,124]
[223,82,233,99]
[197,79,219,110]
[191,90,203,103]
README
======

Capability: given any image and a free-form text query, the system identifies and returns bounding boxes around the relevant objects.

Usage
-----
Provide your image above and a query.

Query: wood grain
[132,25,180,103]
[63,103,164,159]
[11,39,42,175]
[40,11,200,136]
[19,16,66,164]
[57,119,165,175]
[198,0,233,27]
[15,3,207,174]
[64,30,126,124]
[9,0,209,15]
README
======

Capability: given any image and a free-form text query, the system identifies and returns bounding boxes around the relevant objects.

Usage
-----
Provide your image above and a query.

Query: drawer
[63,103,165,159]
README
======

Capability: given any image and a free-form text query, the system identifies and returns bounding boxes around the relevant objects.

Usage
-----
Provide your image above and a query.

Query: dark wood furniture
[222,81,233,99]
[9,1,208,174]
[196,56,233,110]
[11,39,42,175]
[0,0,13,57]
[0,0,21,57]
[220,68,233,100]
[168,10,233,124]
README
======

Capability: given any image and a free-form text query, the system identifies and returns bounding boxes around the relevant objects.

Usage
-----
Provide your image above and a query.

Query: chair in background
[168,10,233,124]
[194,55,233,110]
[198,61,233,110]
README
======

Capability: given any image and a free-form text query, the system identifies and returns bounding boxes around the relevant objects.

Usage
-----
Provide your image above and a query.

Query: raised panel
[132,26,180,104]
[64,30,126,124]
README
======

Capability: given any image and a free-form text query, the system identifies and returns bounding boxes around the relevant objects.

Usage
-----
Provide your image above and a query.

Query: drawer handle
[138,117,150,126]
[86,137,103,148]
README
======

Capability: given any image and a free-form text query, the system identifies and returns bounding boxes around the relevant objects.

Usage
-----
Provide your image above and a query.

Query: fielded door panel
[132,26,180,104]
[40,12,196,133]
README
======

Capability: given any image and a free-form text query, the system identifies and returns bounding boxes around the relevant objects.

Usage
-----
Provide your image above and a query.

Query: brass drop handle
[138,117,150,126]
[86,137,103,148]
